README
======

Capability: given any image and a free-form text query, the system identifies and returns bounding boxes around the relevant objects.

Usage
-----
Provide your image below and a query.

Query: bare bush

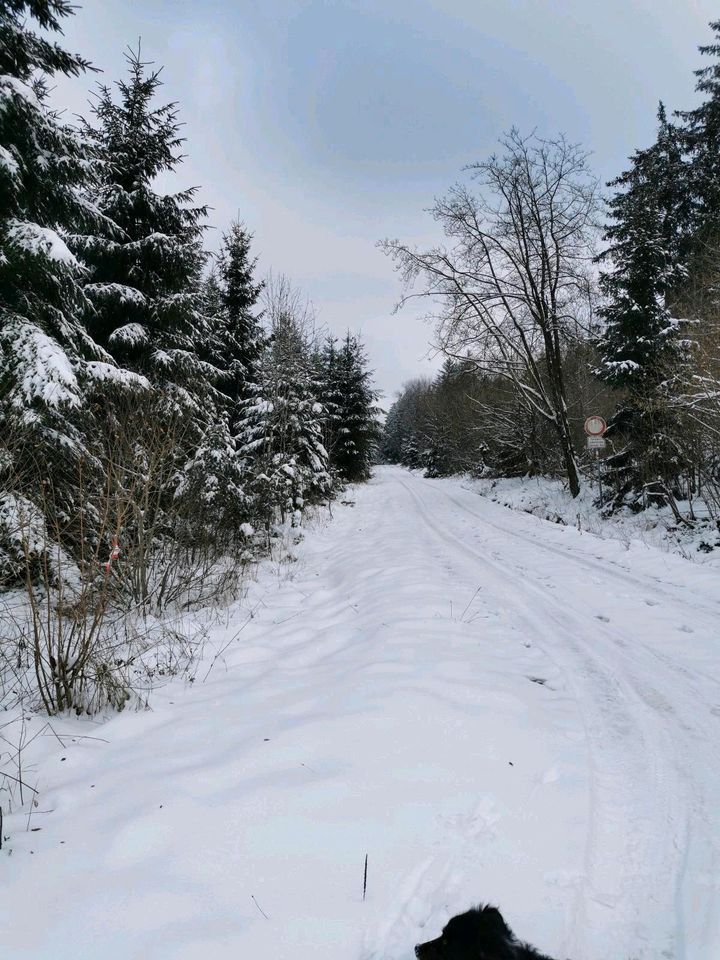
[0,391,247,715]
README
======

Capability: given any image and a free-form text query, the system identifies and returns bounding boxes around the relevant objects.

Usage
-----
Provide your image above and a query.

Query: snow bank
[466,474,720,566]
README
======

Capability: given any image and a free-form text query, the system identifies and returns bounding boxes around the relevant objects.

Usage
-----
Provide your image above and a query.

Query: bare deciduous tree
[382,129,599,497]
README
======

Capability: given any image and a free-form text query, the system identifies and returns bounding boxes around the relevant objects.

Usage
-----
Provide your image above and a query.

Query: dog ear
[472,906,518,960]
[478,906,513,939]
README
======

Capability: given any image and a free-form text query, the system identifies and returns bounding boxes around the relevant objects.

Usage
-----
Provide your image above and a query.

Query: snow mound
[467,474,720,566]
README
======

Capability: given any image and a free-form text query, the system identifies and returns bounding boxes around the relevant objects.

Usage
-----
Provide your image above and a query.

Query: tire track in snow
[438,480,720,624]
[391,470,720,960]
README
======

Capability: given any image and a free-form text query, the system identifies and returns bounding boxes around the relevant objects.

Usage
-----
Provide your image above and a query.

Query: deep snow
[2,466,720,960]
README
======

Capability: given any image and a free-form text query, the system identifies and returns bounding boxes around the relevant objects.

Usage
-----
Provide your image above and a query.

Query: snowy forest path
[391,468,720,960]
[2,467,720,960]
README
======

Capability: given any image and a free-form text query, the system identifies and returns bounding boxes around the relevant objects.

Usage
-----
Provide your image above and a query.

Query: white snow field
[2,465,720,960]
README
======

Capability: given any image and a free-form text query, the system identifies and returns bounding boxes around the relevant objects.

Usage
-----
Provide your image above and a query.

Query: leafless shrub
[0,392,248,715]
[96,394,248,613]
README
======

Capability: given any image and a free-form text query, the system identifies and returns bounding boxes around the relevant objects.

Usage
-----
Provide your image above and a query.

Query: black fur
[414,904,558,960]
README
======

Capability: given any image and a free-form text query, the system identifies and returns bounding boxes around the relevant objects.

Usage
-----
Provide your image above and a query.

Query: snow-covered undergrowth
[0,517,314,821]
[467,474,720,566]
[2,469,720,960]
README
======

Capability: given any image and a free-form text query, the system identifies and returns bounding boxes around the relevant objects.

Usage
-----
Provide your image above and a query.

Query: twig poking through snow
[460,586,482,622]
[363,853,368,901]
[201,601,263,683]
[251,895,269,919]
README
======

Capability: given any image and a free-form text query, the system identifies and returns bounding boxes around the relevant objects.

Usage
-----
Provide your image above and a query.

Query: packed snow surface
[2,466,720,960]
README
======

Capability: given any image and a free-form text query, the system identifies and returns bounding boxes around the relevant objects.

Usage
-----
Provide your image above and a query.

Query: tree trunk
[544,332,581,498]
[555,410,581,498]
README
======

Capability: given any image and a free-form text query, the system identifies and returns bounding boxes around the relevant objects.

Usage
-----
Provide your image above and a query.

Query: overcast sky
[53,0,717,404]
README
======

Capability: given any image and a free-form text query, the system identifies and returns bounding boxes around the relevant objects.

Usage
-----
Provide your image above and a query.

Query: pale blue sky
[54,0,717,401]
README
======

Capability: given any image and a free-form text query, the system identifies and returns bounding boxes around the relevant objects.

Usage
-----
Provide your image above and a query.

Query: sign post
[584,416,607,506]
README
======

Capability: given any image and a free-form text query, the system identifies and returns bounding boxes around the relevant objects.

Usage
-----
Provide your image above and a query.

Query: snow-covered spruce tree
[13,46,255,608]
[379,395,404,464]
[597,105,692,505]
[179,225,265,550]
[319,333,380,483]
[76,48,209,399]
[0,0,116,583]
[69,49,254,584]
[316,336,341,470]
[237,280,330,532]
[665,22,720,517]
[172,412,248,553]
[193,266,224,370]
[213,220,265,406]
[677,21,720,243]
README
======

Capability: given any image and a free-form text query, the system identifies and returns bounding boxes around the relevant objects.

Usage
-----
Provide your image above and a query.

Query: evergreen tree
[237,312,330,530]
[315,336,342,472]
[380,399,403,465]
[0,0,101,412]
[194,266,225,373]
[0,0,110,579]
[76,48,209,398]
[319,333,379,483]
[173,413,247,549]
[597,105,691,501]
[598,105,689,391]
[214,221,264,402]
[677,20,720,240]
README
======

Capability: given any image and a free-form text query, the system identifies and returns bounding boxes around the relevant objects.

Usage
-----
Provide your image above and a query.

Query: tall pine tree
[318,333,379,483]
[199,221,265,418]
[237,307,330,531]
[597,105,691,501]
[677,20,720,242]
[215,221,264,399]
[0,0,110,582]
[76,48,209,400]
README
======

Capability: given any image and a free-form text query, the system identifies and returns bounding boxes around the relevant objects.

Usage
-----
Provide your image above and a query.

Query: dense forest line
[0,1,379,713]
[382,21,720,523]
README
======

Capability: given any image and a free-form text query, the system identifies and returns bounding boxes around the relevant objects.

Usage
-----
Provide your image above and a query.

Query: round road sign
[584,415,607,436]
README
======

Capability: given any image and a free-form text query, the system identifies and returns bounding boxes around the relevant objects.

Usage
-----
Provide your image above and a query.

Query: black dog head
[414,905,553,960]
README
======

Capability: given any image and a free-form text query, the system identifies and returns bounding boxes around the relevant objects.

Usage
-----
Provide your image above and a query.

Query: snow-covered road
[3,466,720,960]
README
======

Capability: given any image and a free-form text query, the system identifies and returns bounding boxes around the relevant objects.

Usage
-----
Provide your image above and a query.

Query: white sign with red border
[584,415,607,437]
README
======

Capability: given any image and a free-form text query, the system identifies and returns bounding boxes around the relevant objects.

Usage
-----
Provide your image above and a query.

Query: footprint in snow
[595,614,610,622]
[678,624,694,634]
